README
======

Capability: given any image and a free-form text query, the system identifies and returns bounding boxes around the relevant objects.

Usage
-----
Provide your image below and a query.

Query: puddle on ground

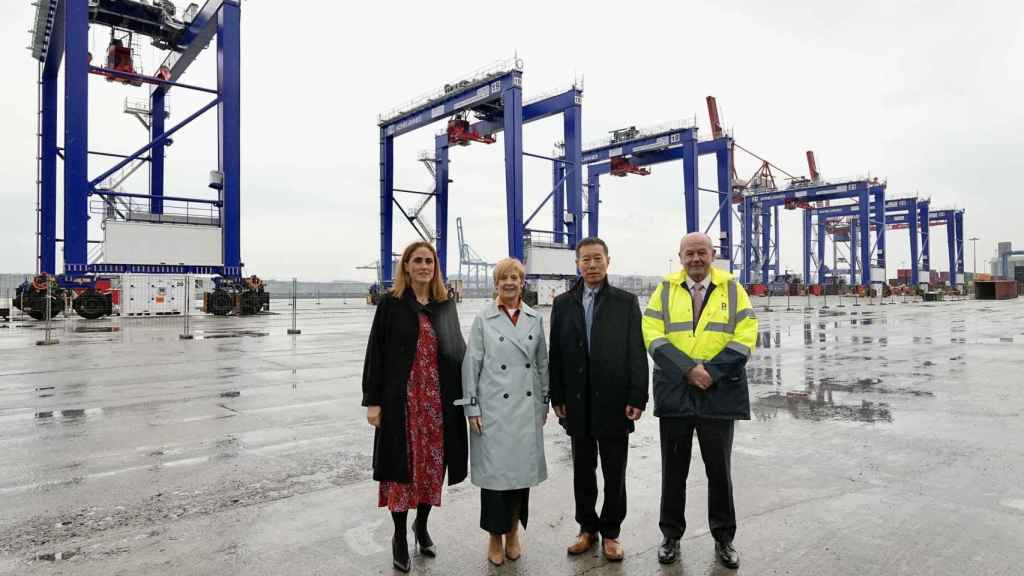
[195,330,269,339]
[34,549,78,562]
[754,391,892,423]
[74,326,120,333]
[35,408,102,420]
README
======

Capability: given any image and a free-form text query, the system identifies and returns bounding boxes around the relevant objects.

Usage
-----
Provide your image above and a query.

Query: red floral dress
[379,312,445,512]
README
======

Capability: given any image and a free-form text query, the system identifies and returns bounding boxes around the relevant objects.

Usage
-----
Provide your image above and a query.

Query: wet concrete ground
[1,294,1023,575]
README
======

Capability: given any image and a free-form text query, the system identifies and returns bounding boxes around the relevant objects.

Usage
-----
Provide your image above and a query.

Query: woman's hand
[469,416,483,434]
[367,405,382,428]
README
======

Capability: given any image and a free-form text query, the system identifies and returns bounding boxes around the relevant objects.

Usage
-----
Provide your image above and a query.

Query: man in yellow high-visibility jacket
[643,233,758,569]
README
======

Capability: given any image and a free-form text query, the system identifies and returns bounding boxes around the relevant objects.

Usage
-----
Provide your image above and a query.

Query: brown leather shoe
[488,534,504,566]
[505,525,522,561]
[567,532,597,555]
[602,537,624,562]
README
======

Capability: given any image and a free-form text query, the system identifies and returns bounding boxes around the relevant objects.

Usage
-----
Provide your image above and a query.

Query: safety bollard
[288,277,301,335]
[36,279,58,346]
[180,274,194,340]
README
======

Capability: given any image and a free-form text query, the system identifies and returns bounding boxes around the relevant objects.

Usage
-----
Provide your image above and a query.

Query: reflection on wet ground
[2,296,1024,575]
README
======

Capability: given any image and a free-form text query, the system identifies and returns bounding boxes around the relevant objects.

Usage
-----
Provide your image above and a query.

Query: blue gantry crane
[557,96,737,269]
[804,197,924,287]
[742,179,888,287]
[817,205,966,289]
[377,58,583,286]
[24,0,263,319]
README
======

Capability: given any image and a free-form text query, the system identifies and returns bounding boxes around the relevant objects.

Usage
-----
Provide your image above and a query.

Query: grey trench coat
[460,301,550,491]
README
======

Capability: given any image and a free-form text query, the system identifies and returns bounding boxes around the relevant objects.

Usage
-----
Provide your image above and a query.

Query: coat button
[499,336,504,342]
[576,393,581,399]
[501,364,507,370]
[595,391,600,398]
[526,363,531,368]
[528,335,533,340]
[503,393,509,399]
[527,391,532,397]
[578,367,584,374]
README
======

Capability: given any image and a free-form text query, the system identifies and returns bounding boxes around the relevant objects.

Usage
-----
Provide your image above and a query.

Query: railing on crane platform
[377,57,524,125]
[580,117,697,153]
[90,196,221,227]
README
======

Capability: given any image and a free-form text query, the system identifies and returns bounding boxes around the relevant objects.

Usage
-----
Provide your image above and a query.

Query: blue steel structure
[377,60,583,284]
[826,206,965,288]
[742,180,887,287]
[805,197,922,286]
[559,125,736,266]
[30,0,243,278]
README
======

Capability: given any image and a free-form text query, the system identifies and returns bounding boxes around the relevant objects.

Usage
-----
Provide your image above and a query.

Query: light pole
[969,237,979,275]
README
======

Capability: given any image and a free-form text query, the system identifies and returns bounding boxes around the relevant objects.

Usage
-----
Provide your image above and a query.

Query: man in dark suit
[549,237,649,562]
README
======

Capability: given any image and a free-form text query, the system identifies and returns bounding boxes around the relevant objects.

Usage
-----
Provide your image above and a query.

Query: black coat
[361,289,468,485]
[549,278,649,438]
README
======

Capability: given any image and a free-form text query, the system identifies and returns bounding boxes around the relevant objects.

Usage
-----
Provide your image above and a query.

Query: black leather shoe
[392,534,410,573]
[657,537,680,565]
[715,540,739,569]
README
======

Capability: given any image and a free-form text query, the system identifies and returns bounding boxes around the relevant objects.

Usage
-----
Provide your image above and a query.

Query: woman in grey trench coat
[460,257,550,566]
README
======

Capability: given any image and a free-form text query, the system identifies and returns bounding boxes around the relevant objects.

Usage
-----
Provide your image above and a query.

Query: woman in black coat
[362,241,468,573]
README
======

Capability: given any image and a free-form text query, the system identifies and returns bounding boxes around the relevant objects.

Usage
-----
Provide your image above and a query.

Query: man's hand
[554,404,567,418]
[625,405,643,421]
[366,405,382,428]
[469,416,483,434]
[688,364,713,390]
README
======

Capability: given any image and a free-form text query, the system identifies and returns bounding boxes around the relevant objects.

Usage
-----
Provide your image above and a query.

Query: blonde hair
[391,241,449,302]
[493,258,526,286]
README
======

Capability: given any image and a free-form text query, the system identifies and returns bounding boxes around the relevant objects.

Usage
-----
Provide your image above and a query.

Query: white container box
[118,274,186,316]
[534,278,568,307]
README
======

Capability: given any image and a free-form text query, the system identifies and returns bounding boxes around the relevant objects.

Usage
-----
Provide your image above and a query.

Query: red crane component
[609,156,651,177]
[105,40,142,85]
[447,118,496,146]
[706,96,723,139]
[806,150,820,181]
[783,198,811,210]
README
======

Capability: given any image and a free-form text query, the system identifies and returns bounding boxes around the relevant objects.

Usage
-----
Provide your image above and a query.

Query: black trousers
[571,435,628,539]
[658,417,736,543]
[480,488,529,535]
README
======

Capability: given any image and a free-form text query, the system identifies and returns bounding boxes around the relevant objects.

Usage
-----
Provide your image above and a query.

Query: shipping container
[975,280,1019,300]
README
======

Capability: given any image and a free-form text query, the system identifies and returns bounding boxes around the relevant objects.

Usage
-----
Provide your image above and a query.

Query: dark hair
[575,237,609,258]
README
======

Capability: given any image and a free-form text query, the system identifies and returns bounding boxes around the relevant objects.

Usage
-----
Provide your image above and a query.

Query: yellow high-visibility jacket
[642,266,758,419]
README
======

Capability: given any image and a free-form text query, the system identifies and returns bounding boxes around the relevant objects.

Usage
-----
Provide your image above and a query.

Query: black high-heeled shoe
[414,506,436,558]
[414,530,435,557]
[392,534,410,573]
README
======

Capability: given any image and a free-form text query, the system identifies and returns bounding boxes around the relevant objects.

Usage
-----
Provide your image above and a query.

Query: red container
[976,280,1019,300]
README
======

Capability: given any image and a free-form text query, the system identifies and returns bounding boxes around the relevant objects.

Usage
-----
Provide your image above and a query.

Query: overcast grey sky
[2,0,1022,282]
